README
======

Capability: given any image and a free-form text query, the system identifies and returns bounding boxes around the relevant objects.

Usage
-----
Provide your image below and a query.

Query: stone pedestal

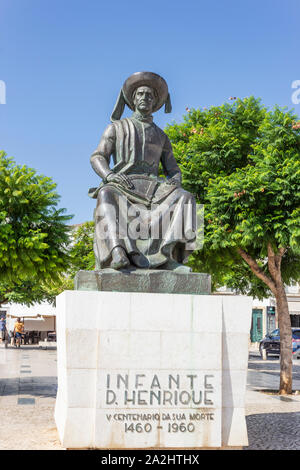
[74,269,211,295]
[55,290,252,449]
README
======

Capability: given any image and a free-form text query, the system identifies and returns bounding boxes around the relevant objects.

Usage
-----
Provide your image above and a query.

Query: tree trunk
[237,246,293,395]
[275,282,293,395]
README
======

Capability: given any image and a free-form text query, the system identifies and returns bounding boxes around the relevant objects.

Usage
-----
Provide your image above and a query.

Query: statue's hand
[106,172,134,189]
[166,177,181,187]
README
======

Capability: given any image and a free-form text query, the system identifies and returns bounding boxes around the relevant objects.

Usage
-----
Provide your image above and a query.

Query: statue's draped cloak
[113,118,137,173]
[91,117,196,269]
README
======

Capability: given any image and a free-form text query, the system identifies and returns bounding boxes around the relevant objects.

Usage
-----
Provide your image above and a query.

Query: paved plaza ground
[0,345,61,450]
[0,345,300,450]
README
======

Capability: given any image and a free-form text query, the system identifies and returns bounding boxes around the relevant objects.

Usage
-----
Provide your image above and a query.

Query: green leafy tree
[0,275,74,306]
[68,221,95,279]
[0,151,72,306]
[166,98,300,395]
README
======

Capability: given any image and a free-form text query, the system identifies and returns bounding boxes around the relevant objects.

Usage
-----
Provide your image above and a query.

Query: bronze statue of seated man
[89,72,196,272]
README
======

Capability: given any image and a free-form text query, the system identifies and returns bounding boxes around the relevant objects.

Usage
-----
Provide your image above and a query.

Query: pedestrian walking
[14,318,24,348]
[10,329,15,346]
[0,317,6,343]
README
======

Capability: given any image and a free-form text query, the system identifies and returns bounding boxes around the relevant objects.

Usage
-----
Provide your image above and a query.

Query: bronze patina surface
[89,72,198,274]
[74,269,211,295]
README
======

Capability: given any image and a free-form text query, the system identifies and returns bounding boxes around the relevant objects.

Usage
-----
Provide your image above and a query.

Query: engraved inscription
[105,373,215,407]
[100,371,218,435]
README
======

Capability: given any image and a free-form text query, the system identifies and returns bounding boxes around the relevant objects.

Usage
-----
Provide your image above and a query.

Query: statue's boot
[130,253,150,269]
[159,259,192,273]
[110,246,130,270]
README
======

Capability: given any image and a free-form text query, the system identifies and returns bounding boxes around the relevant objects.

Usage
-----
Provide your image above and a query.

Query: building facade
[216,283,300,346]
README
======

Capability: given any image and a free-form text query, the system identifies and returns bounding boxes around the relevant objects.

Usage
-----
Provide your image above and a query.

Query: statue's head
[110,72,172,122]
[132,85,158,115]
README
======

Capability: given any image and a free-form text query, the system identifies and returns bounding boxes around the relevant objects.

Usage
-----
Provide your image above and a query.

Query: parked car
[259,328,300,360]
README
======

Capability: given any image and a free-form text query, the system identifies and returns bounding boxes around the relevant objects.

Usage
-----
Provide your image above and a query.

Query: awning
[7,302,56,318]
[288,301,300,315]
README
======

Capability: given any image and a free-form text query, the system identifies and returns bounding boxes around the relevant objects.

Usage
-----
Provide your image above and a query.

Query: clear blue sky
[0,0,299,223]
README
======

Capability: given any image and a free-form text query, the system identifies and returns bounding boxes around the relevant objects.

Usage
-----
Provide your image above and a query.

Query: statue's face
[133,86,155,114]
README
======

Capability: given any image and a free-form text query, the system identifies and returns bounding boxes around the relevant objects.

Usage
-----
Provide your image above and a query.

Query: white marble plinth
[54,291,252,449]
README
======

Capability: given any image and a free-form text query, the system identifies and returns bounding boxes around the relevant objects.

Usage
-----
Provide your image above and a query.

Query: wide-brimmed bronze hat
[111,71,172,121]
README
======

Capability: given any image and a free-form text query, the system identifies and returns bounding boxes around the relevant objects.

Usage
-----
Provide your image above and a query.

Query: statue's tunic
[90,114,196,269]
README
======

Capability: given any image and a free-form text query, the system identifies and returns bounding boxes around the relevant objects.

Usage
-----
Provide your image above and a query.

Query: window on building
[290,315,300,328]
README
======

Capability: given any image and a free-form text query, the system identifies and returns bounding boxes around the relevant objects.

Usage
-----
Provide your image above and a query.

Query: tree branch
[237,247,277,295]
[267,243,277,279]
[267,243,286,286]
[276,247,287,271]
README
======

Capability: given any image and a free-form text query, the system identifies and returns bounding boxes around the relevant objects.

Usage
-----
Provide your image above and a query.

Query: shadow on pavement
[247,357,300,387]
[244,412,300,450]
[0,376,57,398]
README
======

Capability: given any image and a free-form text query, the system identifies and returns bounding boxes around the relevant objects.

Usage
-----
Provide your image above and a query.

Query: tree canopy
[166,97,300,394]
[68,221,95,279]
[0,151,72,305]
[165,97,300,298]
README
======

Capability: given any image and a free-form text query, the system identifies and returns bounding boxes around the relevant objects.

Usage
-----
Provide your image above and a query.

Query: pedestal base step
[74,269,211,295]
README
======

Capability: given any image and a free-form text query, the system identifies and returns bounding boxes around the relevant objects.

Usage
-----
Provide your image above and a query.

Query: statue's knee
[97,185,113,203]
